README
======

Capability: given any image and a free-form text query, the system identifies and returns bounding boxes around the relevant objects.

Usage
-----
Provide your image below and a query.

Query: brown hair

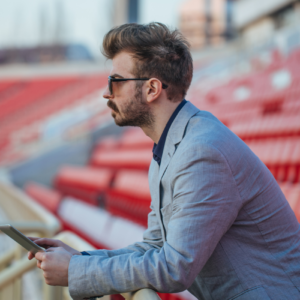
[102,22,193,101]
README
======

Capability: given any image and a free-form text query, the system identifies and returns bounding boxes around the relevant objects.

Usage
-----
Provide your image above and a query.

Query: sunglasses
[108,76,168,95]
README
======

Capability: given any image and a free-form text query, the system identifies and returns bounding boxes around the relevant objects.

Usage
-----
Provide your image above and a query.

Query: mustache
[107,100,119,113]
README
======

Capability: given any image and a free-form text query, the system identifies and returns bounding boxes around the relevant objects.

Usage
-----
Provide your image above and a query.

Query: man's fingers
[27,251,35,260]
[33,238,60,249]
[46,246,64,252]
[37,260,42,269]
[35,251,45,261]
[45,248,55,252]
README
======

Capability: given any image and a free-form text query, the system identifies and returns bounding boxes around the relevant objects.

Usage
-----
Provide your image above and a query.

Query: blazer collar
[168,101,200,146]
[158,101,200,181]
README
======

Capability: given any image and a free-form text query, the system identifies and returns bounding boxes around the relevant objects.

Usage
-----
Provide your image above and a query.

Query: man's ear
[146,78,163,103]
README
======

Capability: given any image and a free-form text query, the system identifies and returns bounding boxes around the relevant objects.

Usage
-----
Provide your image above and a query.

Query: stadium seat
[106,170,151,226]
[93,136,120,153]
[230,114,300,140]
[57,197,145,250]
[90,148,152,171]
[279,183,300,221]
[119,128,153,150]
[0,74,108,166]
[245,138,300,183]
[54,165,113,206]
[25,181,62,214]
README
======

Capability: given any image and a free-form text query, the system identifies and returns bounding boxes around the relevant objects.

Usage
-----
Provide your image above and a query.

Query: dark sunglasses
[108,76,168,95]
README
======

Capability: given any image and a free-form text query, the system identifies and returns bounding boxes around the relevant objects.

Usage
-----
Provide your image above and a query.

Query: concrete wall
[233,0,295,29]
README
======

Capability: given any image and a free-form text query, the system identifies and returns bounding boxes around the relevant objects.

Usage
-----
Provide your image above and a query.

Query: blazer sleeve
[86,202,164,258]
[68,143,243,299]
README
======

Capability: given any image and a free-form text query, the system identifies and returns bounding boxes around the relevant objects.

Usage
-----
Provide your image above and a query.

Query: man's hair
[102,22,193,101]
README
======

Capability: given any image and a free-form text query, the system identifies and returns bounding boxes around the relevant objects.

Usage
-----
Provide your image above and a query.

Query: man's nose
[103,85,112,99]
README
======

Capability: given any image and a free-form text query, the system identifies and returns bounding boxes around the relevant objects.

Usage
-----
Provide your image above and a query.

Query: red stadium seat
[106,170,151,226]
[230,114,300,140]
[25,181,62,214]
[0,74,108,166]
[54,165,113,206]
[57,197,145,250]
[93,136,120,153]
[247,138,300,183]
[90,148,152,171]
[279,183,300,221]
[119,128,153,150]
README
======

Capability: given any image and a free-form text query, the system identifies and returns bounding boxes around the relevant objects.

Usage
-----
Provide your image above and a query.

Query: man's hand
[27,237,82,260]
[35,247,72,286]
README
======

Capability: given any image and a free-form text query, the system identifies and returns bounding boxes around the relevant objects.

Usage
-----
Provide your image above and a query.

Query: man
[29,23,300,300]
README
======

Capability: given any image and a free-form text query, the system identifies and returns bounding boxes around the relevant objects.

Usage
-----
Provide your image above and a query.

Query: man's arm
[87,202,164,257]
[28,199,164,288]
[28,191,164,259]
[68,143,243,299]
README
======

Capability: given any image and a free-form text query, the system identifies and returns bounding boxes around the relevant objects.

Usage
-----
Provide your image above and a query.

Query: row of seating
[188,49,300,136]
[247,137,300,165]
[54,166,113,206]
[202,49,300,106]
[26,165,151,226]
[0,77,76,119]
[0,75,107,156]
[106,171,151,227]
[230,113,300,139]
[90,148,152,171]
[93,129,153,153]
[246,138,300,183]
[0,76,105,131]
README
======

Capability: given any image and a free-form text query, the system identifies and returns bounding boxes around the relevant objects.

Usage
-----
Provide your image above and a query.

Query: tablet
[0,224,45,254]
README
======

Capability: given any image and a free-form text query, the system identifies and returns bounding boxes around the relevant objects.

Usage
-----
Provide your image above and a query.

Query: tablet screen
[0,224,45,254]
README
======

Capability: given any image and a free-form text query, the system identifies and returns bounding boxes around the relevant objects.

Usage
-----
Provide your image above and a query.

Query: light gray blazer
[69,102,300,300]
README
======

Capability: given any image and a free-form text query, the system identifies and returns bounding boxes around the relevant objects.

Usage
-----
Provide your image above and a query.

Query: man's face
[103,52,154,127]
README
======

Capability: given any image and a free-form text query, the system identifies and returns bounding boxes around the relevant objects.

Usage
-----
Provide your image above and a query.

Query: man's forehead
[110,52,134,77]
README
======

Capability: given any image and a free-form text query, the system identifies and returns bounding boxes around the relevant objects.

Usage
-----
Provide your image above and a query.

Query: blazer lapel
[158,101,200,183]
[154,102,200,240]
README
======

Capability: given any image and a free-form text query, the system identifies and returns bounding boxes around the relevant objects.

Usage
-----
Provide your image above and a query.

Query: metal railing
[122,289,161,300]
[0,181,61,300]
[0,181,60,237]
[56,232,161,300]
[0,181,160,300]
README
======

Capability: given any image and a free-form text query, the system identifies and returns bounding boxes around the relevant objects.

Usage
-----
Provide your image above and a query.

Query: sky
[0,0,186,58]
[140,0,186,29]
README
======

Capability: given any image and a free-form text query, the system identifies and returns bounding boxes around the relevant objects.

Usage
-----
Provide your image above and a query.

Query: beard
[107,84,154,128]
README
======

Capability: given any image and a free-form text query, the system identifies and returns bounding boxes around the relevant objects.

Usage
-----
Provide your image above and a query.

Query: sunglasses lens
[108,78,112,94]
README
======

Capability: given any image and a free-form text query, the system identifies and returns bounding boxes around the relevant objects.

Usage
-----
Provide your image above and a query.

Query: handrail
[0,247,18,270]
[55,231,96,251]
[121,289,162,300]
[0,180,61,300]
[56,232,161,300]
[0,181,60,236]
[0,230,161,300]
[0,255,36,290]
[0,181,160,300]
